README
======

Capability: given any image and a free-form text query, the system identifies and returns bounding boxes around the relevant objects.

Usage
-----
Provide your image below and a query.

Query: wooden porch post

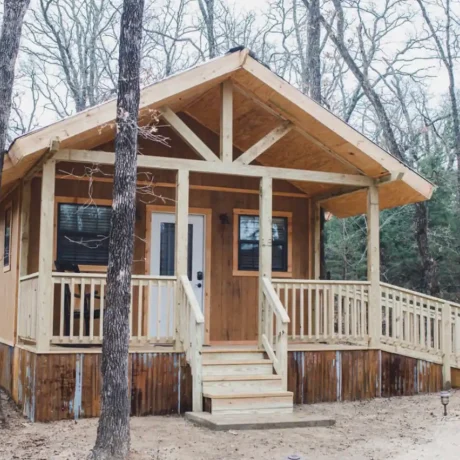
[36,159,56,351]
[220,80,233,163]
[175,169,189,344]
[314,202,321,280]
[442,302,452,389]
[367,185,381,348]
[259,176,273,348]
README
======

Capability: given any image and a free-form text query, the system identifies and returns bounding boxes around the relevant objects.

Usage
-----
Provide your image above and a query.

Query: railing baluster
[315,284,320,340]
[157,280,162,341]
[70,278,75,340]
[89,278,95,341]
[59,278,65,340]
[79,279,85,341]
[292,284,296,340]
[300,285,305,340]
[307,284,313,339]
[100,282,105,339]
[138,281,144,341]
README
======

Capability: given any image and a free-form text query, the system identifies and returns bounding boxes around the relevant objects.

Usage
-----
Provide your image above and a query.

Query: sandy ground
[1,390,459,460]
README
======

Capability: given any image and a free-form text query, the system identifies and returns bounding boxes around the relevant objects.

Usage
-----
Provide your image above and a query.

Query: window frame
[232,208,293,278]
[54,197,113,273]
[3,202,12,273]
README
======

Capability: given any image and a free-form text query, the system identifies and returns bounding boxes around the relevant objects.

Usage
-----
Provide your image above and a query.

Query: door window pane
[159,222,193,279]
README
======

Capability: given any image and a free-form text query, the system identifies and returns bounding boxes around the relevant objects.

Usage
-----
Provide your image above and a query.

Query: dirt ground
[1,390,459,460]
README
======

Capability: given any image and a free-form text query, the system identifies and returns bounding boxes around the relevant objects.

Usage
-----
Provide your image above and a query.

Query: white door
[149,212,205,338]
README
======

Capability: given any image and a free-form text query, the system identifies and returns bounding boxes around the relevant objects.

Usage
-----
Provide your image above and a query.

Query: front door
[149,211,205,337]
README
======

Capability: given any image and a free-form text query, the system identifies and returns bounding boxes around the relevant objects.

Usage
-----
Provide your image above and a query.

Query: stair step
[203,391,294,415]
[202,360,273,376]
[202,350,265,362]
[202,374,283,394]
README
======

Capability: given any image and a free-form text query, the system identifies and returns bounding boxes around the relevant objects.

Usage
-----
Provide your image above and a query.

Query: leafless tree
[23,0,121,115]
[88,0,144,457]
[415,0,460,209]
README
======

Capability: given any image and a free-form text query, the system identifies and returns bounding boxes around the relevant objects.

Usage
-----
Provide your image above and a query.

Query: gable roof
[3,48,433,217]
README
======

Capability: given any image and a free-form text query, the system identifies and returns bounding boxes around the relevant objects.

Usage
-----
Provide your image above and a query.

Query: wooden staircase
[201,348,294,415]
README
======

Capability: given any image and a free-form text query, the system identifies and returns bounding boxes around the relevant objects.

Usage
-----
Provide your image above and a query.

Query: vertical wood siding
[0,342,13,394]
[9,348,192,422]
[288,350,441,403]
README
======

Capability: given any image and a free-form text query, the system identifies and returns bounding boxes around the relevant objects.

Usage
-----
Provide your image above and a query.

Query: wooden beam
[160,106,218,162]
[37,159,56,352]
[51,173,309,198]
[259,176,272,348]
[442,302,452,389]
[235,122,293,165]
[55,149,374,187]
[220,80,233,163]
[367,185,380,348]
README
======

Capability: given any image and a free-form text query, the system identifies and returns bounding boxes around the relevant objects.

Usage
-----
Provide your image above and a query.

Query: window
[3,204,12,272]
[233,209,292,276]
[56,203,112,266]
[159,222,193,279]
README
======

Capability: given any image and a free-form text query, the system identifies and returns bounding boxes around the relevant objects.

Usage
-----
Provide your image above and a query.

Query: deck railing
[261,276,290,389]
[178,274,204,412]
[272,279,370,344]
[50,272,176,345]
[18,273,39,343]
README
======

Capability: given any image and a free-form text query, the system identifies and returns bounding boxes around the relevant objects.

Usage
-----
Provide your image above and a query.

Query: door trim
[145,205,212,344]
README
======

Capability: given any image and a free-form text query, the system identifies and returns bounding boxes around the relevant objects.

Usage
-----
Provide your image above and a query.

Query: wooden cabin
[0,48,459,422]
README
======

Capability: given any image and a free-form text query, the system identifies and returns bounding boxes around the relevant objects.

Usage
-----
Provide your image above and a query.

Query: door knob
[197,271,203,281]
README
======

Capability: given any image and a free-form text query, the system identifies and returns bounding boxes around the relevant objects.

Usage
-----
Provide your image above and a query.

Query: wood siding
[10,348,192,422]
[0,188,21,345]
[452,368,460,388]
[288,350,441,403]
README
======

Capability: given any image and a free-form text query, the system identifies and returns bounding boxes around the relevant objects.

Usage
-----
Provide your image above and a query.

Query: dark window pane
[57,203,111,266]
[160,223,175,276]
[4,208,11,268]
[159,222,193,278]
[238,215,288,272]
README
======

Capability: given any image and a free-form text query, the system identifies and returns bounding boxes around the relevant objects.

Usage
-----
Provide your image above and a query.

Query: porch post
[314,202,321,280]
[442,302,452,389]
[367,185,381,348]
[175,169,189,344]
[37,159,56,351]
[259,176,273,348]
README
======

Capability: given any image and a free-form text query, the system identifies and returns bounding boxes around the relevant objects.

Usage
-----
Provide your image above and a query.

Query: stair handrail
[261,276,290,390]
[178,275,204,412]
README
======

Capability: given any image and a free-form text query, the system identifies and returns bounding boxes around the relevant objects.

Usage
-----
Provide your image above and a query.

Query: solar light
[286,455,302,460]
[440,391,450,416]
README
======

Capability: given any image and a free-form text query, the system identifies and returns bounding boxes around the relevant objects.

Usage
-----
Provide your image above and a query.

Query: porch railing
[18,273,39,343]
[50,272,176,345]
[177,274,204,412]
[261,276,290,389]
[272,279,370,344]
[380,283,460,361]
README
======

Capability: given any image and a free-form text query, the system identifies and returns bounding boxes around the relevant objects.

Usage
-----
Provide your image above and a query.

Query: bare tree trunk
[0,0,30,190]
[0,0,30,425]
[88,0,144,458]
[307,0,321,104]
[198,0,217,58]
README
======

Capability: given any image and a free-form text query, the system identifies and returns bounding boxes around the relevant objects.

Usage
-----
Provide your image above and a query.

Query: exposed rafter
[235,122,293,165]
[160,106,219,162]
